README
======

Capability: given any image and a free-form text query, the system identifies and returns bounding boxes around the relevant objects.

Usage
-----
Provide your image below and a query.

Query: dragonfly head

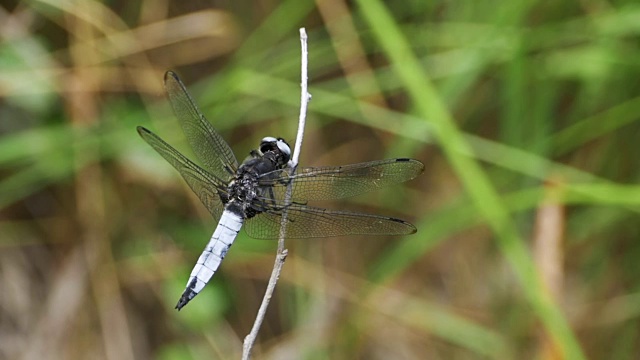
[259,137,291,166]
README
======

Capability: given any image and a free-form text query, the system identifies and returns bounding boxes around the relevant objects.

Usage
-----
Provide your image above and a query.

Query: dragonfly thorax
[227,143,290,219]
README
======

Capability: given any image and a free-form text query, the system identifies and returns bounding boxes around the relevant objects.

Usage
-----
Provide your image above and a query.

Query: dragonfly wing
[164,71,239,180]
[244,203,417,239]
[137,126,226,223]
[261,158,424,202]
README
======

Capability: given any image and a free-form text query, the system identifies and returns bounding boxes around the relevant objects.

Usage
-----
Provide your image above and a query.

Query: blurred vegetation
[1,0,639,359]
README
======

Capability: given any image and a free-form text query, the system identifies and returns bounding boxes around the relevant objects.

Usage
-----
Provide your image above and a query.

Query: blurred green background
[1,0,640,359]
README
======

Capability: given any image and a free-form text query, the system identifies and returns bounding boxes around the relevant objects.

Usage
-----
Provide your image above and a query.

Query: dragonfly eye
[260,137,291,165]
[260,137,277,146]
[276,137,291,162]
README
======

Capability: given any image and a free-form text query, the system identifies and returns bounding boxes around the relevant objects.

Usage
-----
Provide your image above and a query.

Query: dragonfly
[137,71,424,310]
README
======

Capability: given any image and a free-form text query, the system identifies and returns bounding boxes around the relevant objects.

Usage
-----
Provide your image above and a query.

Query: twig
[241,28,310,360]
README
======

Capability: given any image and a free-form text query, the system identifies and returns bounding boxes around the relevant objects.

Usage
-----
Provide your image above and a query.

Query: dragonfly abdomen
[175,209,244,310]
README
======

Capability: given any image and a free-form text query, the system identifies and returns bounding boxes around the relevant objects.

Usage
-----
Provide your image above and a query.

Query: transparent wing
[137,126,226,223]
[259,158,424,202]
[164,71,239,180]
[244,203,417,239]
